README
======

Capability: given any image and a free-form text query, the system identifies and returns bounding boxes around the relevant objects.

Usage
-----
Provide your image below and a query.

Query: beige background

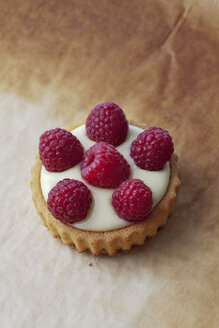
[0,0,219,327]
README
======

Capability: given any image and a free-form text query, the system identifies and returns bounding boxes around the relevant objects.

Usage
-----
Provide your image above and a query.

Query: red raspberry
[81,142,130,188]
[86,102,128,146]
[112,179,153,222]
[130,127,174,170]
[47,179,92,224]
[39,128,84,172]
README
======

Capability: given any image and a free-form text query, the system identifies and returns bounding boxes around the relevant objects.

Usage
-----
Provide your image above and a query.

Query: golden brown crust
[30,121,180,256]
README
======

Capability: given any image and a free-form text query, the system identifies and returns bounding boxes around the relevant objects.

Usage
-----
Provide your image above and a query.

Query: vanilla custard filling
[40,125,170,231]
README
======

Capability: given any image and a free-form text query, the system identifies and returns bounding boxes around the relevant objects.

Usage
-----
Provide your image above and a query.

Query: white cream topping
[40,125,170,231]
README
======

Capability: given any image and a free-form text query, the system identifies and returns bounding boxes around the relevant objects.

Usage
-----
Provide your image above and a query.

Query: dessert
[31,102,180,256]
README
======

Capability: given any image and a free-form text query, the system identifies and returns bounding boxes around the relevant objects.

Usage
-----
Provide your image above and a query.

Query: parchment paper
[0,0,219,327]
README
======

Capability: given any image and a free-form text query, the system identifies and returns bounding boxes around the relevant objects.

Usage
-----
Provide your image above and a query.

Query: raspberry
[130,127,174,170]
[47,179,92,224]
[81,142,130,188]
[39,128,84,172]
[86,102,128,146]
[112,179,153,222]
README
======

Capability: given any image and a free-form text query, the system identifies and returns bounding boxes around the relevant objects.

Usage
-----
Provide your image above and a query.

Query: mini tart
[31,121,180,256]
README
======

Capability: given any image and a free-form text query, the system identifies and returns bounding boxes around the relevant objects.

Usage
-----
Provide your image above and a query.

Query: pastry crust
[30,121,180,256]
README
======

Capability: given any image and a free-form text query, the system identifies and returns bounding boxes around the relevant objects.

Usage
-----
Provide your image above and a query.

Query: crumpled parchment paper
[0,0,218,327]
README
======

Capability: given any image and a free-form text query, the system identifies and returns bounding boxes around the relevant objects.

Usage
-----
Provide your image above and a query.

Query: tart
[31,103,180,256]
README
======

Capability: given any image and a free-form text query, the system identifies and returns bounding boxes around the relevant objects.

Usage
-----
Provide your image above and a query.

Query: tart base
[30,121,180,256]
